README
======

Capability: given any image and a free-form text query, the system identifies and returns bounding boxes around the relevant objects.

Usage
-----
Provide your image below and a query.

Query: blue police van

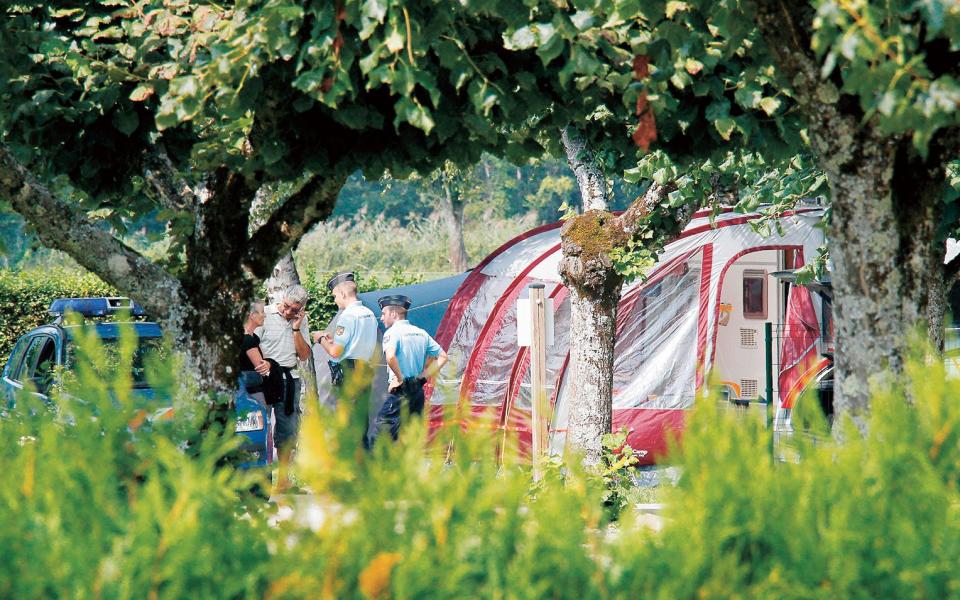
[1,297,270,467]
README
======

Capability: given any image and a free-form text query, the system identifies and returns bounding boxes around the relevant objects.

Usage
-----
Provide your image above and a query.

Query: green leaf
[112,110,138,136]
[705,99,730,121]
[758,96,781,116]
[714,117,736,140]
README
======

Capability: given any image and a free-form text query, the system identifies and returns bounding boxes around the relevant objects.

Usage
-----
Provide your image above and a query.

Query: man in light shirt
[367,294,448,448]
[256,284,311,492]
[313,271,377,394]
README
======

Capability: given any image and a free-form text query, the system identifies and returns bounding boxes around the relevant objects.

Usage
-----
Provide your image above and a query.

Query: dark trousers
[365,379,425,450]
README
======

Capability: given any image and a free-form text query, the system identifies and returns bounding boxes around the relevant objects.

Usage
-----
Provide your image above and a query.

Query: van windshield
[65,336,166,389]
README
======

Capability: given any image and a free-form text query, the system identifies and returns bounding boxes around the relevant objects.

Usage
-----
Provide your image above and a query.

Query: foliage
[295,210,534,277]
[810,0,960,152]
[298,267,425,330]
[598,428,649,520]
[0,327,271,598]
[4,333,960,597]
[0,268,115,362]
[0,0,643,229]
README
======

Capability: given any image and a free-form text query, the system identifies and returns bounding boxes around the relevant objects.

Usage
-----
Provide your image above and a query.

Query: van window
[4,337,30,382]
[19,336,57,390]
[743,270,767,319]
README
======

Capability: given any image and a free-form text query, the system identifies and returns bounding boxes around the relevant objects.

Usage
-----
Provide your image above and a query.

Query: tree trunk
[822,135,949,430]
[559,125,620,465]
[266,253,302,305]
[561,265,619,464]
[752,2,957,431]
[438,179,469,272]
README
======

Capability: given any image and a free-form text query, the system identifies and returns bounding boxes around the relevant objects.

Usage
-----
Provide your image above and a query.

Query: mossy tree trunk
[560,126,685,464]
[754,2,959,430]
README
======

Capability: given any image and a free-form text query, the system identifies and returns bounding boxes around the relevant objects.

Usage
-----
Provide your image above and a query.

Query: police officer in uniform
[367,294,448,448]
[312,272,378,394]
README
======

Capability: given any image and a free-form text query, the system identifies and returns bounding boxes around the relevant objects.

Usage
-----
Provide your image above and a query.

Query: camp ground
[357,206,831,464]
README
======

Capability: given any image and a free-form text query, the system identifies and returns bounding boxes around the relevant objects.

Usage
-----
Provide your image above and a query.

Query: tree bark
[753,2,959,429]
[0,143,346,405]
[438,178,469,272]
[562,125,608,211]
[559,126,617,465]
[266,253,302,305]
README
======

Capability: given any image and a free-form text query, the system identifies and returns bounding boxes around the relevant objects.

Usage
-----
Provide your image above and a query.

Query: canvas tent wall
[427,208,826,464]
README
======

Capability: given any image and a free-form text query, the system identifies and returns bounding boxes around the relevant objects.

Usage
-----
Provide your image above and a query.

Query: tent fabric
[429,208,826,464]
[358,272,468,337]
[778,284,830,410]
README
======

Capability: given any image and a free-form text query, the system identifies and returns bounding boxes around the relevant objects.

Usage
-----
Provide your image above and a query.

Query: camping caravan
[421,207,829,464]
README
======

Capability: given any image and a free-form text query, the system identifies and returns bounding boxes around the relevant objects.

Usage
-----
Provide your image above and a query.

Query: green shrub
[4,335,960,598]
[0,324,271,599]
[0,268,116,362]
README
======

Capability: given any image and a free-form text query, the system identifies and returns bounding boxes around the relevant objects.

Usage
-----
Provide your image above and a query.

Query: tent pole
[529,283,549,479]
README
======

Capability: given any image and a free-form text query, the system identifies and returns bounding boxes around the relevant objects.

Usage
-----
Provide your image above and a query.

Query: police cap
[326,271,355,291]
[378,294,412,310]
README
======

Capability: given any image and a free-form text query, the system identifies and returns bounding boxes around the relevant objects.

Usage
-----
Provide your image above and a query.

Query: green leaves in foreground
[4,334,960,597]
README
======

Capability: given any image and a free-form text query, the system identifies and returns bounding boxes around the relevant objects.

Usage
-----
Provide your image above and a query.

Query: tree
[517,1,959,449]
[497,5,812,461]
[0,1,634,400]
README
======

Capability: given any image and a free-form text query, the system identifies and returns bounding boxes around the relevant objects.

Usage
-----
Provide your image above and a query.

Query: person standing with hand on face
[257,285,311,493]
[367,295,448,449]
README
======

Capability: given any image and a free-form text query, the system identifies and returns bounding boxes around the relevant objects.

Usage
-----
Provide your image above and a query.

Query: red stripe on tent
[458,242,563,403]
[434,273,488,349]
[695,244,713,389]
[434,221,564,349]
[677,209,818,241]
[707,245,803,375]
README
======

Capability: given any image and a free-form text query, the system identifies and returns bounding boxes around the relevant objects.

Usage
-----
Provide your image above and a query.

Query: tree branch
[143,144,195,212]
[0,143,184,316]
[243,171,348,279]
[562,125,608,212]
[617,181,675,238]
[752,0,870,171]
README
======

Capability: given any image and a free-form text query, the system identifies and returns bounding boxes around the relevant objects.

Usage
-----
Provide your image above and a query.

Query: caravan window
[743,270,767,319]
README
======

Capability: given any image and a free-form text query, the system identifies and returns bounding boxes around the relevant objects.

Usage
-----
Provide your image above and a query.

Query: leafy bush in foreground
[3,334,960,598]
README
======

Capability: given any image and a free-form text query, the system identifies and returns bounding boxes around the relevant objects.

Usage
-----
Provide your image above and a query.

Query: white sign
[516,298,554,347]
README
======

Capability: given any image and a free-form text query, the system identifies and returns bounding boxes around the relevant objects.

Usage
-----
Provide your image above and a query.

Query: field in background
[296,211,536,279]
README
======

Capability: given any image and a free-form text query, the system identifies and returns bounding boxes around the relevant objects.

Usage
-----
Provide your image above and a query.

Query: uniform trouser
[365,381,425,450]
[329,359,376,447]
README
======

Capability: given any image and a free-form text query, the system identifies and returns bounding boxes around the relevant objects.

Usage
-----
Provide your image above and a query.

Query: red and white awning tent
[424,207,827,464]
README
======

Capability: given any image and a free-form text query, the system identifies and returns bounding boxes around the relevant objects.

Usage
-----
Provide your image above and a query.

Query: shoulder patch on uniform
[336,326,345,336]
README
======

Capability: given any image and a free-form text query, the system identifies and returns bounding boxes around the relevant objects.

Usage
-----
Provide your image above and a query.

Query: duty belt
[328,358,366,387]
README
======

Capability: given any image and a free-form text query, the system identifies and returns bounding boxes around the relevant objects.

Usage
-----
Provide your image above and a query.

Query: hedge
[0,268,116,362]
